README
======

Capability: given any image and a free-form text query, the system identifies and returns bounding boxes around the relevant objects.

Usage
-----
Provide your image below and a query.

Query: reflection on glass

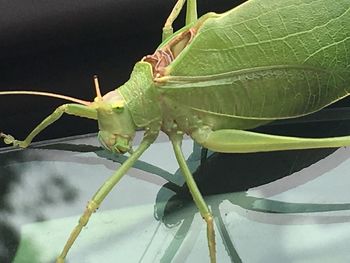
[1,110,350,262]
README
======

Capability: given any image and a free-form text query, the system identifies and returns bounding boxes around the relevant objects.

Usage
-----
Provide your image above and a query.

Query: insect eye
[112,106,124,113]
[112,101,125,113]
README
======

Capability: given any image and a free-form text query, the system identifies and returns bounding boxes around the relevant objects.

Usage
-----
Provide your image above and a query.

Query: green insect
[1,0,350,262]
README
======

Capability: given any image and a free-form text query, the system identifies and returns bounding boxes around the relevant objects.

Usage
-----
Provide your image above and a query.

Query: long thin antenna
[0,91,91,106]
[93,75,102,99]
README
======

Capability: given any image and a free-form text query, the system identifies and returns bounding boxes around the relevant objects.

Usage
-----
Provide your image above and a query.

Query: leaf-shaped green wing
[161,0,350,122]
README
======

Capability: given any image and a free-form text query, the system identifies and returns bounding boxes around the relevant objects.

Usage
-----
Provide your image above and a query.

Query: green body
[1,1,350,263]
[118,0,350,146]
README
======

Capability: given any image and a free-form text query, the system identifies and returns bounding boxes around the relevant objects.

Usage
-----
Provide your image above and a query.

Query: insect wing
[159,0,350,124]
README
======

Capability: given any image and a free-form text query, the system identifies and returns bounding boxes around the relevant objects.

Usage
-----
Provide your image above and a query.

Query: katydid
[1,0,350,262]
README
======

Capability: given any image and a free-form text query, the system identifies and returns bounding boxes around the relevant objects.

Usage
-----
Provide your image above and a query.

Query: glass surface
[1,130,350,263]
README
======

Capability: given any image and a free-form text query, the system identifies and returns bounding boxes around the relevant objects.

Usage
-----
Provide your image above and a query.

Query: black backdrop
[0,0,244,147]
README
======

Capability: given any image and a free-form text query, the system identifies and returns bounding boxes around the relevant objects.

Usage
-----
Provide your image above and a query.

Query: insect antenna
[93,75,102,100]
[0,90,91,106]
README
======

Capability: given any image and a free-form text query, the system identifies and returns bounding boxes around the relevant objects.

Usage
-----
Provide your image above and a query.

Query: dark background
[0,0,244,147]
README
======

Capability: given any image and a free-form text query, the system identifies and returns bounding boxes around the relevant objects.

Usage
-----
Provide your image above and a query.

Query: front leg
[1,103,96,148]
[56,131,157,262]
[169,132,216,263]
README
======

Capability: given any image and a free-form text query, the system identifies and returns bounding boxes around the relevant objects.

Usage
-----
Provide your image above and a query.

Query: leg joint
[203,212,213,223]
[79,200,99,226]
[57,104,68,112]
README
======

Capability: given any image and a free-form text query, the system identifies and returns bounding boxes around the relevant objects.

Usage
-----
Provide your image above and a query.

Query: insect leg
[212,205,242,262]
[162,0,197,41]
[170,133,216,263]
[56,132,157,263]
[185,0,198,25]
[1,103,97,148]
[191,128,350,153]
[163,0,186,40]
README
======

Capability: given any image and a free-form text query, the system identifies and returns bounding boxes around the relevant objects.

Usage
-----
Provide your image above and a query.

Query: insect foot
[0,132,29,148]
